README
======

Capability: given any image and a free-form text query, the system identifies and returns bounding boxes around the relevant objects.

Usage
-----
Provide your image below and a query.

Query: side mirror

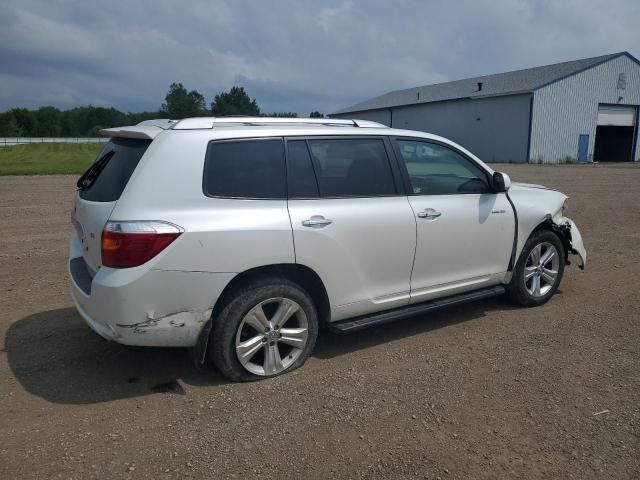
[493,171,511,192]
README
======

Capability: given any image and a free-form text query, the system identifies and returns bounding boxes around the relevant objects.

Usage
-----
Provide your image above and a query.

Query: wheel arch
[529,218,571,264]
[211,263,331,326]
[513,215,570,270]
[191,262,331,367]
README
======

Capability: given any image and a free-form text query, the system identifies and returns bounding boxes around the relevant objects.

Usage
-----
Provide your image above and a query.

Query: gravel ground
[1,164,639,479]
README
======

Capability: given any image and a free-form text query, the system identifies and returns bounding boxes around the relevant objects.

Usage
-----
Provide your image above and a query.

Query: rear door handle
[417,208,442,219]
[302,215,333,227]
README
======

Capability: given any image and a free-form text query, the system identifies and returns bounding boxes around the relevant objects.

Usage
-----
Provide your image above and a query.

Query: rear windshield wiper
[77,151,114,190]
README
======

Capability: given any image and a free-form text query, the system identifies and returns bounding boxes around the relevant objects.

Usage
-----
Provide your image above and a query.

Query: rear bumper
[68,233,234,347]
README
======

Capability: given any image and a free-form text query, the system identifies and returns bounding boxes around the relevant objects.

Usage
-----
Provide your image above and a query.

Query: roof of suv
[100,117,389,139]
[97,116,489,168]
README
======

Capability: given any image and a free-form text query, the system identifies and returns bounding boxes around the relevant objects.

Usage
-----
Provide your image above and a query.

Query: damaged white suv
[69,117,586,381]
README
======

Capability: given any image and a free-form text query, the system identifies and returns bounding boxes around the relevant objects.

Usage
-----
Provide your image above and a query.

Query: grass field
[0,143,102,175]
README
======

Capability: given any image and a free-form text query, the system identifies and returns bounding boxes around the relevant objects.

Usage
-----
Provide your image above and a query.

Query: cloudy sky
[0,0,638,115]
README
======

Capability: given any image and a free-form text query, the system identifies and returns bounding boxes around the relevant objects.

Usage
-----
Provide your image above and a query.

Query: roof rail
[352,119,388,128]
[171,117,388,130]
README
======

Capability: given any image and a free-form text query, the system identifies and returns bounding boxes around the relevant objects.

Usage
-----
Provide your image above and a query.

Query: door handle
[417,208,442,219]
[302,215,333,227]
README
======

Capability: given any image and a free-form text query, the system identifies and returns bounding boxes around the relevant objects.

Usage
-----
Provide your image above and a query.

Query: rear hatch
[72,138,151,274]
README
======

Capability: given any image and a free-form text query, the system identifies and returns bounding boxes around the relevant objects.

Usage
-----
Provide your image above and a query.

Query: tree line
[0,84,325,137]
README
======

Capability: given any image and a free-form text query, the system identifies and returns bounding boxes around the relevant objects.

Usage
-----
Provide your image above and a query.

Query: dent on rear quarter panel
[114,309,213,347]
[116,309,212,333]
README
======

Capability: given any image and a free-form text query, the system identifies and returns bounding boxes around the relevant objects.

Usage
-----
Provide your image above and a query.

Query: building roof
[333,52,633,115]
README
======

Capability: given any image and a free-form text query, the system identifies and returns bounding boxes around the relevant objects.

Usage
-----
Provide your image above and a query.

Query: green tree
[33,106,62,136]
[161,83,206,119]
[59,110,77,136]
[11,108,36,136]
[309,111,324,118]
[0,111,23,136]
[0,106,165,137]
[211,86,260,116]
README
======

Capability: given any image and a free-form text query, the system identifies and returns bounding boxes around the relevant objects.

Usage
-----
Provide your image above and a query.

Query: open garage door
[594,104,637,162]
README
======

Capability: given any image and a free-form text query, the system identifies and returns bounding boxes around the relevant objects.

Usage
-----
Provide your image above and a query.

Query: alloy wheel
[524,242,560,297]
[235,297,309,376]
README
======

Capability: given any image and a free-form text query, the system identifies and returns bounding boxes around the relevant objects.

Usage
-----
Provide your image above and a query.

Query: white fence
[0,137,108,147]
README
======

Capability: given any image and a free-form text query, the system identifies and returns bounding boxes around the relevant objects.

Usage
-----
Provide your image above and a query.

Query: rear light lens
[101,221,183,268]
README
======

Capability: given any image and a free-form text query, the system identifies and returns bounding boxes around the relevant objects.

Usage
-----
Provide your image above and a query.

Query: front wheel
[507,230,565,307]
[210,278,318,382]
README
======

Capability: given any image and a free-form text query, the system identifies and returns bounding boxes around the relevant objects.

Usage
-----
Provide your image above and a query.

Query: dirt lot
[1,164,639,479]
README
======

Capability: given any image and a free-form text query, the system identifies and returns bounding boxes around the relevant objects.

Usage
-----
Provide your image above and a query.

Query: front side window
[203,139,285,199]
[306,138,396,197]
[396,140,490,195]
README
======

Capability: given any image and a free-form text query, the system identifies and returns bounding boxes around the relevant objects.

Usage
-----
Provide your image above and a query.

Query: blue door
[578,134,589,163]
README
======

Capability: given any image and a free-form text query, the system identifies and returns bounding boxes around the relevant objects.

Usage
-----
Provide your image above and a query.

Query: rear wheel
[210,278,318,381]
[507,230,565,307]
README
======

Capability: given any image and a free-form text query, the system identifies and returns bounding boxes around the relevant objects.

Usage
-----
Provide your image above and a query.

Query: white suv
[69,117,586,381]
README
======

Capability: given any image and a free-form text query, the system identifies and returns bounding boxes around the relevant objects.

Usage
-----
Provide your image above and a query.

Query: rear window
[78,138,151,202]
[203,139,286,199]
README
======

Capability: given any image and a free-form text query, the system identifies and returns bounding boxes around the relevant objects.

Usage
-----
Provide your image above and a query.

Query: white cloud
[318,1,355,31]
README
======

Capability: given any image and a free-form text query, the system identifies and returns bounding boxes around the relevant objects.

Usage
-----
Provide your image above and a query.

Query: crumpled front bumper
[553,215,587,269]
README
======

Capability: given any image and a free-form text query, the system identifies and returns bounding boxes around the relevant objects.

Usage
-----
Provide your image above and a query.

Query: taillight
[101,221,183,268]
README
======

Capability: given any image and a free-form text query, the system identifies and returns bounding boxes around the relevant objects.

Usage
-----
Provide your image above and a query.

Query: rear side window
[204,139,285,199]
[78,138,151,202]
[306,138,396,197]
[287,140,319,198]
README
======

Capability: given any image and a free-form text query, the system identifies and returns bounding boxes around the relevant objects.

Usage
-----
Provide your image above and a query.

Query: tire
[210,277,319,382]
[507,230,565,307]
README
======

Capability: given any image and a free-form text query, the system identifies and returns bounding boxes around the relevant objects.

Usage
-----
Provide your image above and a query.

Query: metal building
[331,52,640,163]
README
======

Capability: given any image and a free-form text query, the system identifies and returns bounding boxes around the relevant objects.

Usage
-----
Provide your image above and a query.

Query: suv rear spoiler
[99,125,164,140]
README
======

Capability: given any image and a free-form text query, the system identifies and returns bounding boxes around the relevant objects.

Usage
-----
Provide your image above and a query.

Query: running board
[329,286,506,333]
